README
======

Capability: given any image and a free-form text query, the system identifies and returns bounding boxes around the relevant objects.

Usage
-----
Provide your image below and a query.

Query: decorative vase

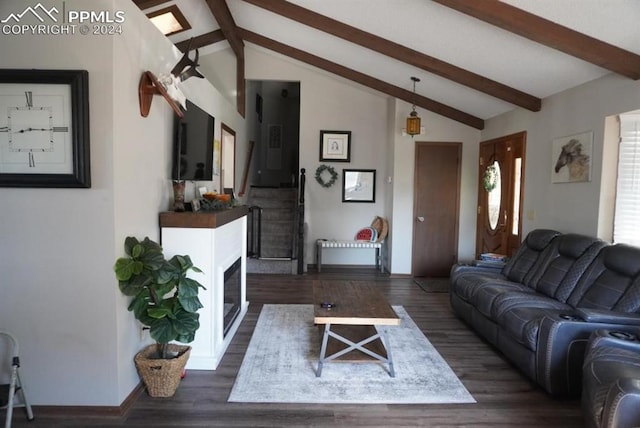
[172,180,186,212]
[134,344,191,397]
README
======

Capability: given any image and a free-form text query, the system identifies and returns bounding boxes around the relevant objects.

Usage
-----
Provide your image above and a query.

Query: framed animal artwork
[551,131,593,183]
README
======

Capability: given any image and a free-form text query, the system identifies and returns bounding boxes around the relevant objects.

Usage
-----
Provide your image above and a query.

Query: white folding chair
[0,332,33,428]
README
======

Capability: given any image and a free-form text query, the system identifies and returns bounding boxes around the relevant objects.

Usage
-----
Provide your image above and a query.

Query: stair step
[260,210,295,222]
[247,258,297,274]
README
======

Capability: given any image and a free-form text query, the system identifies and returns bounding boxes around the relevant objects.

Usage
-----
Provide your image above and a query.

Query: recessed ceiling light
[147,5,191,36]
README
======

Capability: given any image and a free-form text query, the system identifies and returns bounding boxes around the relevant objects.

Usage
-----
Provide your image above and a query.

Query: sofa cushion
[471,282,535,318]
[569,244,640,312]
[451,271,508,302]
[493,292,572,322]
[531,235,606,301]
[499,306,568,351]
[502,229,561,284]
[453,228,560,304]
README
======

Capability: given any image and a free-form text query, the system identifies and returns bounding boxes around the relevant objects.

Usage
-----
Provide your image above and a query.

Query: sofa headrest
[558,234,605,258]
[603,244,640,278]
[525,229,561,251]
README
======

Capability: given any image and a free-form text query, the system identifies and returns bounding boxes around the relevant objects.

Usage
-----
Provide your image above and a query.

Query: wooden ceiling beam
[238,28,484,130]
[205,0,244,58]
[432,0,640,80]
[205,0,245,117]
[132,0,170,10]
[175,30,226,52]
[240,0,540,112]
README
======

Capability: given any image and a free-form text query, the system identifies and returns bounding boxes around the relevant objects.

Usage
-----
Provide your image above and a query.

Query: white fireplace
[160,208,249,370]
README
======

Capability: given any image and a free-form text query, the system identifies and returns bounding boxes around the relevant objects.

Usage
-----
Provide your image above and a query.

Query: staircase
[247,187,298,274]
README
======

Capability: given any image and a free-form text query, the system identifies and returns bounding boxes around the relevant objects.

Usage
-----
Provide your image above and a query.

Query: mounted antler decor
[138,39,204,119]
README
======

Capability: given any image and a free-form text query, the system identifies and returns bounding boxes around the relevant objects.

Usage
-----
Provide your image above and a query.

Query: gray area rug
[228,304,475,404]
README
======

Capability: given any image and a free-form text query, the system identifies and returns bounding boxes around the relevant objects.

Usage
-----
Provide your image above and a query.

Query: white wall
[242,46,482,272]
[389,100,481,274]
[0,0,243,406]
[0,0,121,406]
[245,47,391,267]
[483,74,640,239]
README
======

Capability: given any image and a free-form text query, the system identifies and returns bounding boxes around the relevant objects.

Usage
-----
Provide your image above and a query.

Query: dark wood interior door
[476,132,526,258]
[412,142,461,277]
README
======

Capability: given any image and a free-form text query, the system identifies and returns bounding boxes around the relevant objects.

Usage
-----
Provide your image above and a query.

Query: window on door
[613,112,640,246]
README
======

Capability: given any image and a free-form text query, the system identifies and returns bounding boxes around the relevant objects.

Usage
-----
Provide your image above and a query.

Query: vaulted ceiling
[134,0,640,130]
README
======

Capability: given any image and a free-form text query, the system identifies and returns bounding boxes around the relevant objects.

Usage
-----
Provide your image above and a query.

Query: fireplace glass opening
[223,258,242,337]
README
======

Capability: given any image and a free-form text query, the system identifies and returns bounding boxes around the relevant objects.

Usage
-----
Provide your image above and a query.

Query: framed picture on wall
[319,130,351,162]
[342,169,375,203]
[551,131,592,183]
[0,69,90,188]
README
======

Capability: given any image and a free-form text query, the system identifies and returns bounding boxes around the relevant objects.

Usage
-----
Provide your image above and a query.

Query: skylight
[147,5,191,36]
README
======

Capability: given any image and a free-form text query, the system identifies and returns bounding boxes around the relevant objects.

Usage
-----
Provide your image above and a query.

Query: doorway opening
[475,131,527,258]
[245,81,301,271]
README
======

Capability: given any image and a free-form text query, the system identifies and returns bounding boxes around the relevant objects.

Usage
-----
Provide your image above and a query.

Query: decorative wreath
[315,164,338,188]
[483,164,499,192]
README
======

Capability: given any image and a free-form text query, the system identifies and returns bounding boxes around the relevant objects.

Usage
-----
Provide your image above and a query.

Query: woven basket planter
[134,344,191,397]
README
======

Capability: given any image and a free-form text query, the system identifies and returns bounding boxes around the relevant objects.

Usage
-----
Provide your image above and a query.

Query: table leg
[316,323,330,377]
[380,328,395,377]
[317,324,396,377]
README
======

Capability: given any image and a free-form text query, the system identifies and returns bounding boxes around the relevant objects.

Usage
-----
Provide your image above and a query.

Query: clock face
[0,83,72,174]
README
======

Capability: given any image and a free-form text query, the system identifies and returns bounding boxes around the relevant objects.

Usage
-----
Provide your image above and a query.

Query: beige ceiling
[135,0,640,129]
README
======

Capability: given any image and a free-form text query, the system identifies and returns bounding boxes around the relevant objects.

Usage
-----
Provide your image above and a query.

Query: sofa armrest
[588,328,640,355]
[602,378,640,428]
[536,314,640,397]
[575,308,640,326]
[449,263,505,283]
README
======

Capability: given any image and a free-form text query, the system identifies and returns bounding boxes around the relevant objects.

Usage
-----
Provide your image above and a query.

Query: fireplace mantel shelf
[160,205,249,229]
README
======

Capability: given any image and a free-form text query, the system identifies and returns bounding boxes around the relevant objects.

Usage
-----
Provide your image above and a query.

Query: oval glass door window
[487,161,502,230]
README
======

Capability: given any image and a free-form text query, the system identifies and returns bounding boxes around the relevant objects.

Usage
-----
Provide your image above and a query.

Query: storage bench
[316,239,383,272]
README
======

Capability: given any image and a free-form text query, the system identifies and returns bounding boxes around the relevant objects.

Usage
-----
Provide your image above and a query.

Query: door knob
[417,216,425,222]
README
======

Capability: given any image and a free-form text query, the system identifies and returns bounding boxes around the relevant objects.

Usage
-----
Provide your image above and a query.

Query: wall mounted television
[172,100,214,181]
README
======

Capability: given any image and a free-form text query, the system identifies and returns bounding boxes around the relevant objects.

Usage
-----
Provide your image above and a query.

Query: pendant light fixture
[406,76,421,137]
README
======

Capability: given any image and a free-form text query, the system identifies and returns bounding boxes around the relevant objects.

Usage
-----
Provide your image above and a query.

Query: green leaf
[148,307,171,319]
[114,258,142,281]
[124,236,140,256]
[139,250,165,271]
[173,310,200,338]
[149,317,176,344]
[118,272,151,296]
[128,291,151,320]
[179,294,203,313]
[178,278,200,297]
[154,281,176,298]
[155,267,175,285]
[175,332,196,343]
[131,243,143,259]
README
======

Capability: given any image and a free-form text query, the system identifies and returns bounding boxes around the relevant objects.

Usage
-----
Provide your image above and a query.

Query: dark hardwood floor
[12,268,584,427]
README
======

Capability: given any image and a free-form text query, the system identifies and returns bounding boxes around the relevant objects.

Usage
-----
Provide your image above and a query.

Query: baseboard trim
[31,382,144,419]
[308,263,385,271]
[389,273,413,278]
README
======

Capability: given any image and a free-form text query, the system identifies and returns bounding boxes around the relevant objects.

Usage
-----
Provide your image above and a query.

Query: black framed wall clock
[0,69,90,188]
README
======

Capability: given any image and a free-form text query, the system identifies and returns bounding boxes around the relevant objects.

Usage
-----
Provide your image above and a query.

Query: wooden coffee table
[312,280,400,377]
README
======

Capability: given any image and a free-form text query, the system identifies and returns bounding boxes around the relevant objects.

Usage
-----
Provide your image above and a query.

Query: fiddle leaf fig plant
[114,237,205,358]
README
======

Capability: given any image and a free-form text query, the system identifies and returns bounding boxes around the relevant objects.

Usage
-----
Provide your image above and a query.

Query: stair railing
[247,205,262,258]
[296,168,306,274]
